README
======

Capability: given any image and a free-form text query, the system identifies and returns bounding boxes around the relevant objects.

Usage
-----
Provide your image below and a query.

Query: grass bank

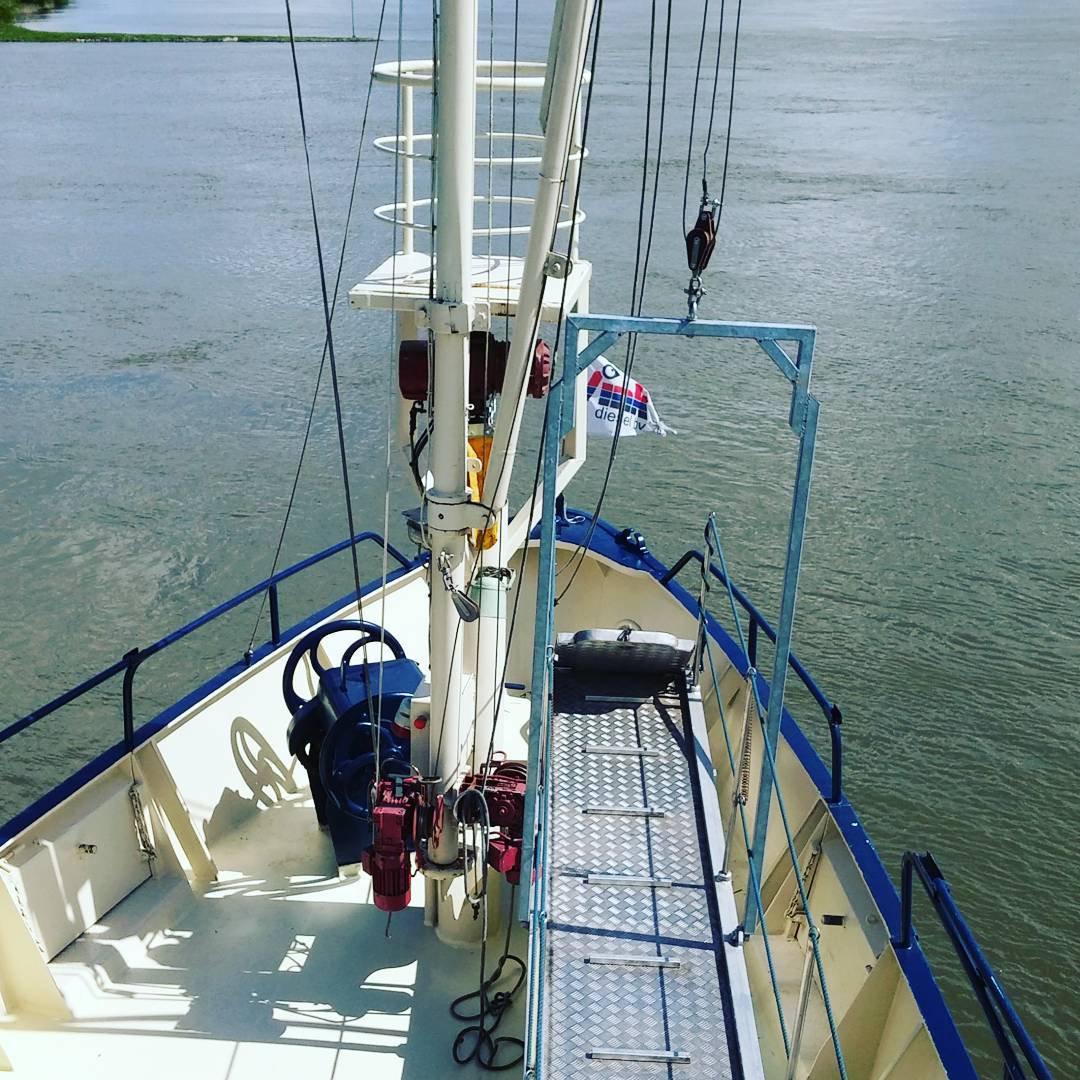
[0,24,369,42]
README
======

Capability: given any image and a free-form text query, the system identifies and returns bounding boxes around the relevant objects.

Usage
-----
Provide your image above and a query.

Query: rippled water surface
[2,0,1078,1073]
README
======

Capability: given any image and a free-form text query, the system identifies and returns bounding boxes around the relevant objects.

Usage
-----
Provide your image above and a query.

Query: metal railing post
[122,648,140,755]
[828,705,842,804]
[402,83,414,255]
[269,583,282,645]
[748,618,758,668]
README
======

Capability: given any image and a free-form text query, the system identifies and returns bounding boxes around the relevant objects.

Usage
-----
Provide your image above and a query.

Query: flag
[585,357,675,438]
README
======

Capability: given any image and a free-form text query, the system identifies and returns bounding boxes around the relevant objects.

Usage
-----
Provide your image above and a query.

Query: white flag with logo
[584,357,674,438]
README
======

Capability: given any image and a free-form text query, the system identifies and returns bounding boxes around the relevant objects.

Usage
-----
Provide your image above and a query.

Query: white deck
[2,789,526,1080]
[348,251,591,322]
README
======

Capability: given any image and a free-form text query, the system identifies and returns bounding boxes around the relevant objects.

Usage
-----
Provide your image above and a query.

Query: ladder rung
[586,1048,690,1064]
[583,873,671,888]
[582,805,666,818]
[582,744,660,757]
[585,694,649,704]
[584,954,681,969]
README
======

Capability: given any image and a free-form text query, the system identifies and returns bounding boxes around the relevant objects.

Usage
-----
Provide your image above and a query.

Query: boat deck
[2,789,527,1080]
[538,670,763,1078]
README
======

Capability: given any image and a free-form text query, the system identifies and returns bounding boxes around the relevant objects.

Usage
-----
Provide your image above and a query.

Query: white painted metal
[373,57,551,90]
[425,0,477,798]
[482,0,596,515]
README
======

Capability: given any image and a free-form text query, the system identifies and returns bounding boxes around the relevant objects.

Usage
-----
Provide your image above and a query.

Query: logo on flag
[585,358,674,438]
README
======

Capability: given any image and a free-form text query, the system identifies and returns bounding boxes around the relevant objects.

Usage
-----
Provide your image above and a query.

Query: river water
[2,0,1078,1074]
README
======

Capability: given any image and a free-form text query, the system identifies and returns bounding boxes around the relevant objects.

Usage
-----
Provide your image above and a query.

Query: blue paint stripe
[546,921,716,952]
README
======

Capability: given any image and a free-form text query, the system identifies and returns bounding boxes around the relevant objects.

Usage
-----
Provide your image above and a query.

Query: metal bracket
[544,251,572,279]
[417,298,474,335]
[424,492,492,534]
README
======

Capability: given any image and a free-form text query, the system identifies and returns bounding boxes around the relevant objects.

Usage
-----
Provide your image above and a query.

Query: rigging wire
[715,0,744,223]
[476,0,603,784]
[376,0,407,793]
[558,0,743,604]
[554,0,671,604]
[283,0,368,618]
[681,0,712,230]
[247,0,388,653]
[432,0,603,786]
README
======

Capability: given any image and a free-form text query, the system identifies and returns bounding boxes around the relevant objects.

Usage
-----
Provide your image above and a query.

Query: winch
[283,619,526,912]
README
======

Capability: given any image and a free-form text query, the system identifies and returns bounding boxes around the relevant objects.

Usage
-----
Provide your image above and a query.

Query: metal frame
[520,312,819,938]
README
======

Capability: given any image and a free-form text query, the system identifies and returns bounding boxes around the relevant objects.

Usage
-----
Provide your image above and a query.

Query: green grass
[0,24,369,42]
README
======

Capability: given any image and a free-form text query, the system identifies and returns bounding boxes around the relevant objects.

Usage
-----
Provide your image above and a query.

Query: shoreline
[1,25,371,42]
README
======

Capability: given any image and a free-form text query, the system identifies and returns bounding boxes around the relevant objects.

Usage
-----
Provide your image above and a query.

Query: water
[2,0,1078,1074]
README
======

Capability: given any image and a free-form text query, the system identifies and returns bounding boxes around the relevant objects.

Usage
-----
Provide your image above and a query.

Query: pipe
[481,0,595,514]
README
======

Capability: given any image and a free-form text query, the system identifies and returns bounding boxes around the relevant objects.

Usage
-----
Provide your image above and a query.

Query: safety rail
[662,547,844,805]
[697,512,849,1079]
[0,532,417,841]
[370,59,587,258]
[895,853,1053,1080]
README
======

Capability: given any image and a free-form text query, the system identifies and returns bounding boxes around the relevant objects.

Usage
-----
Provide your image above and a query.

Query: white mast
[481,0,595,516]
[425,0,477,798]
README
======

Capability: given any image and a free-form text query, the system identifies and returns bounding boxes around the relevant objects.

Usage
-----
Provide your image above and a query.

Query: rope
[282,0,386,757]
[555,0,669,603]
[715,0,744,223]
[703,630,791,1054]
[704,514,848,1078]
[682,0,713,231]
[284,0,367,617]
[477,0,604,785]
[247,1,388,652]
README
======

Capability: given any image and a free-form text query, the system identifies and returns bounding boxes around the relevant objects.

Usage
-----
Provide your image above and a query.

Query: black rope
[248,1,388,652]
[682,0,712,230]
[555,0,672,604]
[715,0,743,223]
[284,0,366,615]
[450,878,526,1072]
[702,0,728,187]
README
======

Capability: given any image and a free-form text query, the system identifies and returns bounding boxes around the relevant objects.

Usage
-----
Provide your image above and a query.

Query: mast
[425,0,477,801]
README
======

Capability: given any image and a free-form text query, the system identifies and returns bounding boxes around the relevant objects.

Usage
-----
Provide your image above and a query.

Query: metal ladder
[536,668,760,1078]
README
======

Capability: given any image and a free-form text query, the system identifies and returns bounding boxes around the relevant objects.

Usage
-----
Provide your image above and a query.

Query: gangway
[529,635,764,1077]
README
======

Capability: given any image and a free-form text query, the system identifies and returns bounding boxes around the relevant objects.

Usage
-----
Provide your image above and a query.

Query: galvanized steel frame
[520,311,820,955]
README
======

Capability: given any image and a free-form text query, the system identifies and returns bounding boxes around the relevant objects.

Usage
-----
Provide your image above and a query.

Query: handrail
[664,547,844,805]
[694,512,848,1079]
[895,852,1052,1080]
[0,530,414,750]
[662,548,832,720]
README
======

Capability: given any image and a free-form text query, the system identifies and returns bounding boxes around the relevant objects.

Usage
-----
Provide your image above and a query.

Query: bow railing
[0,531,418,844]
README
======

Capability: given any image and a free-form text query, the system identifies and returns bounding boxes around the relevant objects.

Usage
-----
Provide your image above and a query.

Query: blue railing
[895,853,1053,1080]
[0,531,418,843]
[661,547,845,805]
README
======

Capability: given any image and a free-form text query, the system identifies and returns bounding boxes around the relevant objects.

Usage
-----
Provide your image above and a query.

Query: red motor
[362,776,423,912]
[398,333,551,414]
[458,761,527,885]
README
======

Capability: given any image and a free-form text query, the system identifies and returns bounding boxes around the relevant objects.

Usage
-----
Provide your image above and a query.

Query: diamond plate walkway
[537,671,763,1078]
